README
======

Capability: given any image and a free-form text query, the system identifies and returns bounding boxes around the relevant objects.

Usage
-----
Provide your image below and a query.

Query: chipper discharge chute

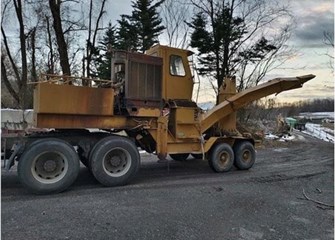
[200,74,315,133]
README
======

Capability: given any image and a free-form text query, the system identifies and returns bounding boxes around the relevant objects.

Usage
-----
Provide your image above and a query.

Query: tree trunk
[13,0,29,108]
[31,27,38,83]
[45,15,55,74]
[85,0,106,85]
[49,0,71,76]
[84,0,93,85]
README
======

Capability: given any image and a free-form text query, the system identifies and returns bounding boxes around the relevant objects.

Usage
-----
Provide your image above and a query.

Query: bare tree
[49,0,71,76]
[324,31,334,48]
[45,15,56,74]
[237,25,294,91]
[29,27,38,82]
[161,0,190,48]
[323,30,334,72]
[27,0,58,75]
[1,0,31,108]
[1,0,109,107]
[41,0,89,78]
[84,0,107,85]
[1,53,20,106]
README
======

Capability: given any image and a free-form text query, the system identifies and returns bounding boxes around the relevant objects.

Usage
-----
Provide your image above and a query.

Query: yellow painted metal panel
[34,83,114,115]
[218,77,237,132]
[168,107,200,139]
[156,117,168,159]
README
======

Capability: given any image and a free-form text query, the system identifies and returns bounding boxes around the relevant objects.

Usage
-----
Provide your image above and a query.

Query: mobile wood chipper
[4,45,315,194]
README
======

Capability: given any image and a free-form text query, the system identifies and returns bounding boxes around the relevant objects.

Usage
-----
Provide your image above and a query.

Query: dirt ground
[1,131,334,240]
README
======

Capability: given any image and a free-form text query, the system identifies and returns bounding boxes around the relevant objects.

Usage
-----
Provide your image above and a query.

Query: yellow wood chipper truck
[3,45,315,194]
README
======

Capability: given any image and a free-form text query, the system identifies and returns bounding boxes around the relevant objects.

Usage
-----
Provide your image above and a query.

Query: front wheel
[90,136,140,187]
[18,138,80,194]
[233,141,256,170]
[209,143,234,173]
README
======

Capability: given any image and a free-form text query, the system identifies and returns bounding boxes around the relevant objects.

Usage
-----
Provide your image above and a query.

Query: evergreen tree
[124,0,165,53]
[116,16,138,51]
[189,1,279,92]
[94,22,117,80]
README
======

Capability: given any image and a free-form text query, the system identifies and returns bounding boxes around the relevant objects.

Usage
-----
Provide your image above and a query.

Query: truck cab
[146,45,194,101]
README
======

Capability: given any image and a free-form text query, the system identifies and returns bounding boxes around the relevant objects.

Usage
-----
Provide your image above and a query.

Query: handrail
[28,74,112,85]
[200,74,316,133]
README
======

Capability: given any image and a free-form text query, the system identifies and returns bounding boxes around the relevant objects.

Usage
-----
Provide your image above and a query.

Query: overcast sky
[272,0,334,103]
[106,0,334,104]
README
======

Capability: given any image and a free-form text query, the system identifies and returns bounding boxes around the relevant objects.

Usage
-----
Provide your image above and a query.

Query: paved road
[2,133,334,240]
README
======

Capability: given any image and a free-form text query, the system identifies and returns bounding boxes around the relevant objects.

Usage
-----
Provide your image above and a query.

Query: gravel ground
[1,132,334,240]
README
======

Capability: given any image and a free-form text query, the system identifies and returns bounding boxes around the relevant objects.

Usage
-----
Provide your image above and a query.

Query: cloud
[276,81,334,102]
[106,0,132,24]
[292,2,334,48]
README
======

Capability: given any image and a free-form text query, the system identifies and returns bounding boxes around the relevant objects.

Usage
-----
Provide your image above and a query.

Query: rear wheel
[18,138,80,194]
[90,136,140,187]
[170,153,189,161]
[209,143,234,173]
[233,141,256,170]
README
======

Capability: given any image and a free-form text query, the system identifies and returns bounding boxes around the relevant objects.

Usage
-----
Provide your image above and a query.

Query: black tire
[170,153,189,161]
[17,138,80,194]
[191,153,203,159]
[90,136,140,187]
[209,143,234,173]
[233,141,256,170]
[16,138,47,161]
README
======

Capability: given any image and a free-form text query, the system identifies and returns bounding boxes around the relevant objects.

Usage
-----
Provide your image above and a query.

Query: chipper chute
[200,74,315,133]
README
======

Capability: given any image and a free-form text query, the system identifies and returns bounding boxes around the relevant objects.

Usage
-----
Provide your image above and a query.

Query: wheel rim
[218,151,230,168]
[31,151,69,184]
[102,148,132,177]
[242,149,252,163]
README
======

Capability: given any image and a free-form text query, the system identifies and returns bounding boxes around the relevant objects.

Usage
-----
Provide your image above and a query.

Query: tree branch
[1,57,20,104]
[1,26,21,85]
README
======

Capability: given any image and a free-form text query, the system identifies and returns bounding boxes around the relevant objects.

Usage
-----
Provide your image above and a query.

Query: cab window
[170,55,185,76]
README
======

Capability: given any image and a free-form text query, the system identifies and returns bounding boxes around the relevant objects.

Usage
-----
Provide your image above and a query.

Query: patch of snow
[265,133,279,140]
[299,112,334,120]
[303,123,334,143]
[273,148,289,152]
[295,134,306,141]
[197,101,215,110]
[265,133,296,142]
[278,134,295,142]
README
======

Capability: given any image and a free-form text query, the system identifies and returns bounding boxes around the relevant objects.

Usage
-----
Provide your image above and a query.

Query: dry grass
[322,122,334,131]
